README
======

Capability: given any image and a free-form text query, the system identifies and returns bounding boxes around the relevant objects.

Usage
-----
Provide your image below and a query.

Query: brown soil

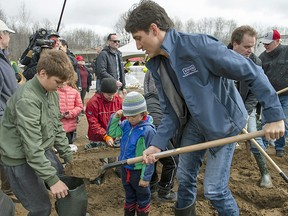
[15,91,288,216]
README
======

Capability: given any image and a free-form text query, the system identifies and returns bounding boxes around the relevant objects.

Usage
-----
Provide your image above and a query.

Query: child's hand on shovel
[263,120,285,141]
[142,146,161,164]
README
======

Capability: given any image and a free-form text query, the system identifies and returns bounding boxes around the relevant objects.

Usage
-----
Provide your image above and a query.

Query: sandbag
[55,176,87,216]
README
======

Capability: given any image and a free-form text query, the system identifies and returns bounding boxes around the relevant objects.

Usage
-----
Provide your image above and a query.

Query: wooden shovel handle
[127,130,264,165]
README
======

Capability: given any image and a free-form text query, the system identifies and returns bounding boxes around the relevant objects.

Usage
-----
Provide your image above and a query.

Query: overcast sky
[1,0,287,35]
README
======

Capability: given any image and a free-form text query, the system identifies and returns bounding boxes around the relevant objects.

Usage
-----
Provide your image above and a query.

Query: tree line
[1,2,287,62]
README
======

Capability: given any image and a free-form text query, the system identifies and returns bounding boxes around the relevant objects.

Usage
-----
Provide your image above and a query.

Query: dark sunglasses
[111,40,120,43]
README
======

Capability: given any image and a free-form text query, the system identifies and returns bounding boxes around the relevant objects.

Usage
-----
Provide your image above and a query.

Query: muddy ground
[15,91,288,216]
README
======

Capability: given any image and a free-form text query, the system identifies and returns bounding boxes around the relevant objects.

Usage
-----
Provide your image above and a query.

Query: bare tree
[0,7,7,22]
[185,18,197,33]
[2,1,287,62]
[62,28,102,50]
[114,13,130,44]
[196,18,213,34]
[172,17,184,32]
[8,2,32,61]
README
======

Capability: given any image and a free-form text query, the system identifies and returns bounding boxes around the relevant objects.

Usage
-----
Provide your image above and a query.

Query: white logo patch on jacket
[182,64,198,77]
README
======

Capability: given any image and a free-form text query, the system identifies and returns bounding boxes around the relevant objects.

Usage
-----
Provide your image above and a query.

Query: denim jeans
[121,167,151,209]
[262,95,288,151]
[176,118,239,216]
[247,109,266,153]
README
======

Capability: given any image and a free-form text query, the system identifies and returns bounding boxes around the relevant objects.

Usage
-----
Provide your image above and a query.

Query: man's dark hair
[107,33,117,41]
[125,0,174,33]
[60,38,68,48]
[231,25,257,45]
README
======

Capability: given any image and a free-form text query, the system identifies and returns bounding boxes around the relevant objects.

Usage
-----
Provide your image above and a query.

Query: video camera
[28,28,49,50]
[20,28,56,65]
[20,28,60,80]
[32,39,56,54]
[35,39,56,48]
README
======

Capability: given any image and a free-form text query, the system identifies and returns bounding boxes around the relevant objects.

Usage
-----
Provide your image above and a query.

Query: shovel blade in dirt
[91,130,267,185]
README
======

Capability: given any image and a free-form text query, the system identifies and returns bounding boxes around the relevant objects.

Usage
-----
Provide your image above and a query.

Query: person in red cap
[76,55,93,113]
[259,29,288,157]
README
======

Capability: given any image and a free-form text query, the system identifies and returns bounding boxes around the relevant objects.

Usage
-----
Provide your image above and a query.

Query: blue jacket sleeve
[198,36,284,122]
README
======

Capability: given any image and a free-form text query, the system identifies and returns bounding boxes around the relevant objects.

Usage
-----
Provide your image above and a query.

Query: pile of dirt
[14,92,288,216]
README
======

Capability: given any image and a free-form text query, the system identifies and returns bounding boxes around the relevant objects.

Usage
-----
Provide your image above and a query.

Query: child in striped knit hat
[107,91,156,216]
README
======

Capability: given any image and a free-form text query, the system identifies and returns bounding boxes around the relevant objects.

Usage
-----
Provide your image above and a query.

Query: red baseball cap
[260,29,281,44]
[76,55,84,61]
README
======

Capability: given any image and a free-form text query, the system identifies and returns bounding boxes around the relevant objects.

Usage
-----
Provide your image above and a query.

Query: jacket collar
[160,29,179,58]
[266,44,284,57]
[99,92,116,103]
[146,29,178,70]
[30,76,49,95]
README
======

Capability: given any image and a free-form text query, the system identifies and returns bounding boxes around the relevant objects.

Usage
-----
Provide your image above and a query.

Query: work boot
[174,202,196,216]
[124,203,136,216]
[157,185,177,202]
[253,153,273,188]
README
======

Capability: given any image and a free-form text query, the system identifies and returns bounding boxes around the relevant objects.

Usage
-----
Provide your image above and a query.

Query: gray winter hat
[122,91,147,116]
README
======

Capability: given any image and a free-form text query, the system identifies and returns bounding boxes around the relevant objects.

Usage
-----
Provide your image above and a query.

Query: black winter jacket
[259,44,288,95]
[96,46,125,90]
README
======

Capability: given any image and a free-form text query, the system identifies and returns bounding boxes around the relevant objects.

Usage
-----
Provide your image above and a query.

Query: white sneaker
[69,144,78,152]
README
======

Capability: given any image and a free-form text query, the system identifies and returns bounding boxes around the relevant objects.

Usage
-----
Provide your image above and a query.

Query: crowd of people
[0,0,287,215]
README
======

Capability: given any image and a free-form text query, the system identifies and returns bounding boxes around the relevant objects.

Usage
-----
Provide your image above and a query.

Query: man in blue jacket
[125,1,285,215]
[0,19,18,215]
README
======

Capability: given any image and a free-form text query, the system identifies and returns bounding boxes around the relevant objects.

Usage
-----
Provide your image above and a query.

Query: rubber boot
[124,203,136,216]
[174,202,196,216]
[157,185,177,202]
[136,203,150,216]
[253,153,273,188]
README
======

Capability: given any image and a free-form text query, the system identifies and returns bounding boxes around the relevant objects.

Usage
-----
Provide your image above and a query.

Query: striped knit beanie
[123,91,147,116]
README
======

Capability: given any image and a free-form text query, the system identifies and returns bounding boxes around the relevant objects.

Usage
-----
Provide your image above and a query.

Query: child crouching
[108,91,156,216]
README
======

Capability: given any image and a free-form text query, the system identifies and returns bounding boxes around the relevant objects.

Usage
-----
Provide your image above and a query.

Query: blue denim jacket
[146,29,285,150]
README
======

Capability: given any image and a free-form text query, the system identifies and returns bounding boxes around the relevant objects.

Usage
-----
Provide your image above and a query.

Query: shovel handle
[277,86,288,95]
[242,128,288,183]
[127,130,265,165]
[126,87,288,176]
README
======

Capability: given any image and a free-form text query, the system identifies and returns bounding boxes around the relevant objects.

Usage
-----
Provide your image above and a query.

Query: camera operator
[59,38,82,90]
[22,30,60,80]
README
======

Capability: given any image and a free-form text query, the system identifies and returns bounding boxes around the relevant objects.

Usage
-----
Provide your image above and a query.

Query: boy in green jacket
[0,49,74,216]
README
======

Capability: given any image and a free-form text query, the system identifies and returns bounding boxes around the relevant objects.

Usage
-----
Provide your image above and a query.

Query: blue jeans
[96,78,101,92]
[262,95,288,151]
[247,109,266,153]
[121,167,151,209]
[176,118,239,216]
